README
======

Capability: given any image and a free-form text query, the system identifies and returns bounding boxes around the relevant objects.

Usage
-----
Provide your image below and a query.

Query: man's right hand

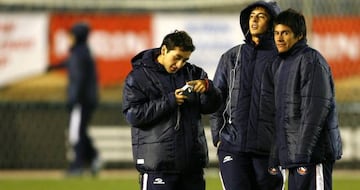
[175,89,188,105]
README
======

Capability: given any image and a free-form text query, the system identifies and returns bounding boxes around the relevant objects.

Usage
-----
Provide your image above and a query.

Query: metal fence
[0,102,359,169]
[0,0,359,169]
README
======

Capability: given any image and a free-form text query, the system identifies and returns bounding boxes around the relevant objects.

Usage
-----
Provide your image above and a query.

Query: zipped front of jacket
[214,42,278,155]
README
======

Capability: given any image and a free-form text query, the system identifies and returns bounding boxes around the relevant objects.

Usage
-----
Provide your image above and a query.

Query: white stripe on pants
[281,163,325,190]
[69,104,81,145]
[280,166,286,190]
[316,164,324,190]
[219,170,226,190]
[142,173,148,190]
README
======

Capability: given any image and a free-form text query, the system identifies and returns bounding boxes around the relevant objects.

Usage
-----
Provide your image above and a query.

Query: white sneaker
[91,157,103,177]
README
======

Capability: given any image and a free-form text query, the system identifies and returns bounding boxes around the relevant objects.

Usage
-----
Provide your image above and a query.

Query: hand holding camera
[179,84,193,96]
[175,84,193,105]
[175,80,208,105]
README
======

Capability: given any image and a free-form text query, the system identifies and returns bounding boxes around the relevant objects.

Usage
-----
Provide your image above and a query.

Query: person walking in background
[209,1,283,189]
[265,9,342,190]
[50,22,101,176]
[122,30,222,190]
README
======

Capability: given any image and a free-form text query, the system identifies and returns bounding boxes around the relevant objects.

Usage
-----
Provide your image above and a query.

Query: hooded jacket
[67,23,98,109]
[122,48,222,173]
[209,1,280,155]
[265,39,342,168]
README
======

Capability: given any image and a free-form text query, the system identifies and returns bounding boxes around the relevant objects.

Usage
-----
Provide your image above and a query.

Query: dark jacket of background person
[66,23,100,176]
[122,48,222,173]
[67,23,98,110]
[46,22,101,176]
[265,39,342,168]
[209,1,280,155]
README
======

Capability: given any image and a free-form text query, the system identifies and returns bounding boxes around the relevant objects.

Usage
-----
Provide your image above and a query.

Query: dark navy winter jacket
[122,48,222,173]
[67,23,98,109]
[265,40,342,168]
[209,1,280,155]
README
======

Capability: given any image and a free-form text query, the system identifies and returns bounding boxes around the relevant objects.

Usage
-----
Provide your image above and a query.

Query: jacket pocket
[131,118,176,172]
[133,140,175,172]
[192,125,209,168]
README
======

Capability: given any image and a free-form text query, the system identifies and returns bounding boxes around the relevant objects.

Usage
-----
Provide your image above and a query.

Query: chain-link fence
[0,0,359,169]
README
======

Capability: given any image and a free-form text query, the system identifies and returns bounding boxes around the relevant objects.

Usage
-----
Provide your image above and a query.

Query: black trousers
[68,104,97,170]
[218,149,283,190]
[285,161,334,190]
[139,170,205,190]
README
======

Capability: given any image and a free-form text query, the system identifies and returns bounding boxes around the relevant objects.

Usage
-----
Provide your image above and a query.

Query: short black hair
[161,30,195,52]
[274,8,307,39]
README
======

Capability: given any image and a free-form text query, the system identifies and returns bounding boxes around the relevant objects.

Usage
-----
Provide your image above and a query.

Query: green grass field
[1,169,360,190]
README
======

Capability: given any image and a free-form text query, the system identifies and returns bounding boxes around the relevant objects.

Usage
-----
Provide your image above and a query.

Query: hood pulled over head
[240,0,280,38]
[70,22,90,45]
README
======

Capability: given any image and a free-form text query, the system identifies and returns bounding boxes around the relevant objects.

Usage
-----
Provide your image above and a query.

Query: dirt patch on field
[0,72,123,103]
[0,169,138,179]
[0,72,359,103]
[335,76,360,102]
[0,169,359,180]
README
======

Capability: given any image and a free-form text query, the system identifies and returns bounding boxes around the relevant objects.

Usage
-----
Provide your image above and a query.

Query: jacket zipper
[219,45,242,137]
[175,107,180,130]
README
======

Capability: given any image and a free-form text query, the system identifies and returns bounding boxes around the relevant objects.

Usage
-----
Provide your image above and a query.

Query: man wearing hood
[209,1,282,189]
[122,30,222,190]
[49,22,100,176]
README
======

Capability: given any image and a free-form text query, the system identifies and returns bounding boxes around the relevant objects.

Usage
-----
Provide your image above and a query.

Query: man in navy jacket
[266,9,342,190]
[48,22,100,177]
[66,22,100,176]
[209,1,282,189]
[122,30,222,190]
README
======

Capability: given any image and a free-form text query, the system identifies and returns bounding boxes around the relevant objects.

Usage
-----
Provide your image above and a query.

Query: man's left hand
[186,79,208,93]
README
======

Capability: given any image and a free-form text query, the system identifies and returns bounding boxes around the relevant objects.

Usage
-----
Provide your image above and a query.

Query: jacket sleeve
[262,61,279,167]
[326,97,343,161]
[187,65,222,115]
[209,53,231,147]
[122,72,177,128]
[68,53,85,107]
[199,78,223,115]
[296,52,333,164]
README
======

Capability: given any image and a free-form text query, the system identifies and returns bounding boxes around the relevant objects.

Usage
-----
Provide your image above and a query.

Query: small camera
[180,84,193,96]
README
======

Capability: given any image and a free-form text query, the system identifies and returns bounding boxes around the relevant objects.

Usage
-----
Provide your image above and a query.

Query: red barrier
[312,16,360,79]
[49,13,152,86]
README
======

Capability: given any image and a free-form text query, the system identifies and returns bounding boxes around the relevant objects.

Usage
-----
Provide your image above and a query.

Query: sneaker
[65,168,83,177]
[90,157,103,177]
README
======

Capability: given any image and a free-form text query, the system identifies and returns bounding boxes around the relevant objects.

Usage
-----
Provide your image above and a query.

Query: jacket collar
[244,32,275,50]
[131,48,167,72]
[279,39,308,58]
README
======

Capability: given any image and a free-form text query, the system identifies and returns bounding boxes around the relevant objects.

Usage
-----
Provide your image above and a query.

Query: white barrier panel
[340,128,353,160]
[0,13,48,87]
[89,126,218,163]
[153,13,244,79]
[90,127,133,162]
[90,126,357,164]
